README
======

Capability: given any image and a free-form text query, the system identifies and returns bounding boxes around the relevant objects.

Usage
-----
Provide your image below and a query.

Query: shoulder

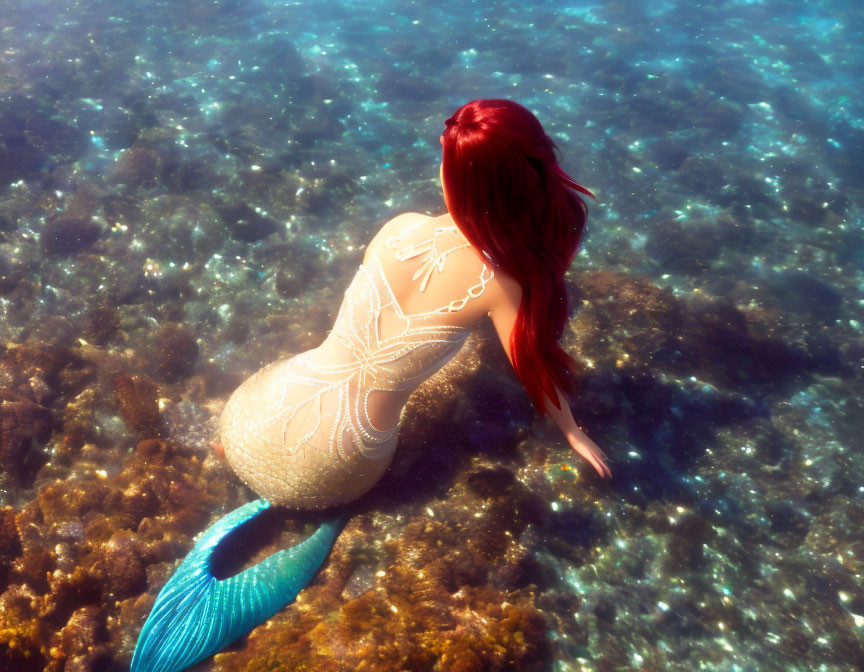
[364,212,431,263]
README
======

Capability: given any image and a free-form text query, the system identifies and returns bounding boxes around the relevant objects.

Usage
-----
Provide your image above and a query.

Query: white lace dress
[219,224,493,509]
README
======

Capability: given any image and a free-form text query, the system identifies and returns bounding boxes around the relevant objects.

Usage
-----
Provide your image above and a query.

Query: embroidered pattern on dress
[384,222,494,313]
[223,220,494,484]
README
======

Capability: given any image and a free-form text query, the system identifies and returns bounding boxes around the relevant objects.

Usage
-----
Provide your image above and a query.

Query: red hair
[441,99,595,416]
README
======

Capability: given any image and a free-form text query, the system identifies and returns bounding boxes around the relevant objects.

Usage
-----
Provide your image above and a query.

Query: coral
[59,606,110,668]
[0,387,53,487]
[209,480,552,672]
[0,438,231,670]
[149,323,200,383]
[97,530,148,600]
[113,375,162,437]
[0,506,21,592]
[0,584,46,672]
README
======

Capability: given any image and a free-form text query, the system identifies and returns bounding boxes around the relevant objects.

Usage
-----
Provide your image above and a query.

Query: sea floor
[0,1,862,670]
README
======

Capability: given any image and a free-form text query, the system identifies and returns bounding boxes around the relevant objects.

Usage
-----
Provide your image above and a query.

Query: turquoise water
[0,1,861,671]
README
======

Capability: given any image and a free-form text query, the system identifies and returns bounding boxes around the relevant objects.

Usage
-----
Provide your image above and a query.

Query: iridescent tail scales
[131,499,343,672]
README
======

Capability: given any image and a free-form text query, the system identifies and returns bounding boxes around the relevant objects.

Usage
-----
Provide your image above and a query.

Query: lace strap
[383,221,494,314]
[432,265,494,314]
[385,224,469,292]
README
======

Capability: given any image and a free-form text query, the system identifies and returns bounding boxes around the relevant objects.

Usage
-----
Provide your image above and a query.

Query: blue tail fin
[131,499,342,672]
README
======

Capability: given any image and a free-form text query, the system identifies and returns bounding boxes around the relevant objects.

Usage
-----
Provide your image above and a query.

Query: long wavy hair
[441,99,595,416]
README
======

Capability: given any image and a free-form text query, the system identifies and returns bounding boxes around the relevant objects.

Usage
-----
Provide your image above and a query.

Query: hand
[568,430,612,480]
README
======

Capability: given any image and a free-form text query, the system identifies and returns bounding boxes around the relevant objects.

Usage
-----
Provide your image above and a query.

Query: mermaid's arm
[543,386,612,479]
[488,285,611,479]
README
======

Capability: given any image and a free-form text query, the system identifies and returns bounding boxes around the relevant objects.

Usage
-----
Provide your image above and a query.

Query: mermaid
[131,99,610,672]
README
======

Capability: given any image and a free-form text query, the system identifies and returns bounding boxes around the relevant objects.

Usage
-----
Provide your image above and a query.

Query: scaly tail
[131,499,342,672]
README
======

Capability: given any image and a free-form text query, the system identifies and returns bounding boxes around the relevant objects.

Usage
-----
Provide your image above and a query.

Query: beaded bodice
[219,221,493,508]
[326,254,472,389]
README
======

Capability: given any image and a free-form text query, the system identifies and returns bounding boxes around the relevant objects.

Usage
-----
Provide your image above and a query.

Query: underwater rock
[0,106,26,139]
[244,35,306,80]
[162,159,217,193]
[41,564,102,631]
[694,57,766,105]
[465,465,517,498]
[677,299,754,386]
[0,250,21,295]
[217,202,280,242]
[0,584,46,672]
[763,270,843,323]
[23,113,86,162]
[60,605,109,660]
[275,267,306,298]
[649,138,690,171]
[657,595,711,639]
[544,506,608,564]
[149,323,200,383]
[570,270,684,372]
[677,156,726,195]
[0,136,46,187]
[260,238,330,296]
[765,501,810,549]
[98,530,148,600]
[461,467,547,565]
[62,185,100,222]
[664,513,716,573]
[292,110,344,148]
[83,305,121,346]
[304,170,358,216]
[102,112,142,151]
[212,513,550,672]
[717,174,776,218]
[113,145,163,188]
[712,212,757,252]
[0,388,53,487]
[377,68,443,105]
[0,342,95,403]
[270,241,325,298]
[645,218,722,275]
[0,506,21,591]
[594,598,617,626]
[785,194,838,227]
[113,375,162,437]
[691,96,744,138]
[0,437,227,669]
[42,216,101,256]
[29,315,79,349]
